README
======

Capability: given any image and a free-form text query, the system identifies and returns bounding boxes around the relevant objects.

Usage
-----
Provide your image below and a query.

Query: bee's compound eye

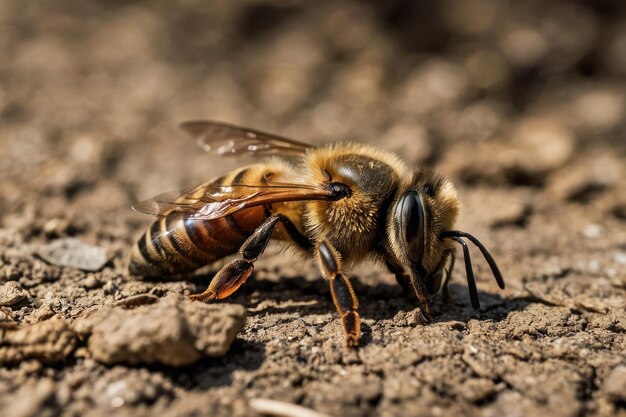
[395,191,425,263]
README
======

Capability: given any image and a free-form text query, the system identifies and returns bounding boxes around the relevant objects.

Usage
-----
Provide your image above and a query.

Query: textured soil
[1,1,625,417]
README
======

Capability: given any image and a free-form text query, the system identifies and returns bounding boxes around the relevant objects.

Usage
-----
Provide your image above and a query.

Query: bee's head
[387,168,460,293]
[387,168,504,309]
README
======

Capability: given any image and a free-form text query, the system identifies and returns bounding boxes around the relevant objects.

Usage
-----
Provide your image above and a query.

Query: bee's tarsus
[191,259,254,301]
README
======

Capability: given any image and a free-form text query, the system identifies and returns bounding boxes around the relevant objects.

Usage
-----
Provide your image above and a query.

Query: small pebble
[614,252,626,266]
[582,224,603,239]
[36,238,108,272]
[507,117,575,183]
[0,281,30,306]
[603,365,626,402]
[81,275,101,290]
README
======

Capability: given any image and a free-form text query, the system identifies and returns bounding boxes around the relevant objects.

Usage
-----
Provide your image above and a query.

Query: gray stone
[36,238,108,271]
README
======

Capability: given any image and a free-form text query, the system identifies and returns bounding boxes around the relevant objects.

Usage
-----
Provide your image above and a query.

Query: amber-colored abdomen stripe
[129,166,271,276]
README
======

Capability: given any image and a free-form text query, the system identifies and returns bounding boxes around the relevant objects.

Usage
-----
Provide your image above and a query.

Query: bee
[130,121,505,347]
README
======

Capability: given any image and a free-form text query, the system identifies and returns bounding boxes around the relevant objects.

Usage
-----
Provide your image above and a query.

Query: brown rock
[0,378,56,417]
[0,318,77,364]
[458,377,498,403]
[461,187,533,228]
[73,293,246,366]
[568,88,625,134]
[450,117,575,185]
[463,49,510,90]
[506,117,575,183]
[548,154,622,202]
[501,26,549,68]
[24,302,56,324]
[88,367,175,408]
[0,307,15,325]
[603,365,626,402]
[0,281,30,306]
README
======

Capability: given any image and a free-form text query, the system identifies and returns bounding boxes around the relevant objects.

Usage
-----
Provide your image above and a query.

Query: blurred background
[2,0,624,199]
[0,0,624,271]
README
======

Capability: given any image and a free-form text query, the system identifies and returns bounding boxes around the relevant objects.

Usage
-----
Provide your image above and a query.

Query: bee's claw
[345,335,360,348]
[188,291,216,302]
[421,309,432,324]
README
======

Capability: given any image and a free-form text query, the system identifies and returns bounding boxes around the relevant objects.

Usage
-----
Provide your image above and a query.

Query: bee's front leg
[316,240,361,348]
[387,257,435,316]
[190,214,285,302]
[441,250,456,302]
[385,258,414,299]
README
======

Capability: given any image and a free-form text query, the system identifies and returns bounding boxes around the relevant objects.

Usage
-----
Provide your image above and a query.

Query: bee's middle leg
[316,240,361,348]
[190,214,288,302]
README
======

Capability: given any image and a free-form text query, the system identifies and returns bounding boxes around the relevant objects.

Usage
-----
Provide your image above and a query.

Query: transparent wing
[180,120,315,157]
[132,182,332,220]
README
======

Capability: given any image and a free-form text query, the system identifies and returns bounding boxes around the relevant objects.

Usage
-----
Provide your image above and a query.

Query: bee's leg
[190,214,288,302]
[408,275,433,316]
[385,258,413,299]
[316,240,361,348]
[385,257,433,316]
[442,250,456,302]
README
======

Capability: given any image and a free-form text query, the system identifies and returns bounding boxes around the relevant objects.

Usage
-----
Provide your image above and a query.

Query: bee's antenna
[448,236,480,309]
[441,230,505,290]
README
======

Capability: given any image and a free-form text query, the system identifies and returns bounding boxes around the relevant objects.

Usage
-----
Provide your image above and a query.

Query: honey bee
[130,121,505,347]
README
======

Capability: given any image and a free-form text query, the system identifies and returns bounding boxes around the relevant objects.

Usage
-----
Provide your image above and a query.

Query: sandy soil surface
[1,1,625,416]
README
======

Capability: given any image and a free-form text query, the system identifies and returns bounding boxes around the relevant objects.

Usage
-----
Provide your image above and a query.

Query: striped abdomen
[129,166,273,276]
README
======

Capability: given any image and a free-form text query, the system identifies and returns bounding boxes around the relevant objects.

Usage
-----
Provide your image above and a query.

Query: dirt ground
[1,1,625,416]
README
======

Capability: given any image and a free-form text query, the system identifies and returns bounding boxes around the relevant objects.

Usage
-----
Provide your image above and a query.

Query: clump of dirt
[74,293,246,366]
[0,318,76,365]
[0,1,625,417]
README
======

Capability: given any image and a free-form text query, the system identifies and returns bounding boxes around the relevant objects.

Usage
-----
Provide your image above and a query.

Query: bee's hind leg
[190,214,288,302]
[316,240,361,348]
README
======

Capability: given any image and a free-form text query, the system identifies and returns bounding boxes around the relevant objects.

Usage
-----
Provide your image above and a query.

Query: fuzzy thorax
[302,143,407,263]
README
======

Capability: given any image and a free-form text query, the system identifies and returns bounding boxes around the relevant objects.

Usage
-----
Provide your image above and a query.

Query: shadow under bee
[189,271,528,339]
